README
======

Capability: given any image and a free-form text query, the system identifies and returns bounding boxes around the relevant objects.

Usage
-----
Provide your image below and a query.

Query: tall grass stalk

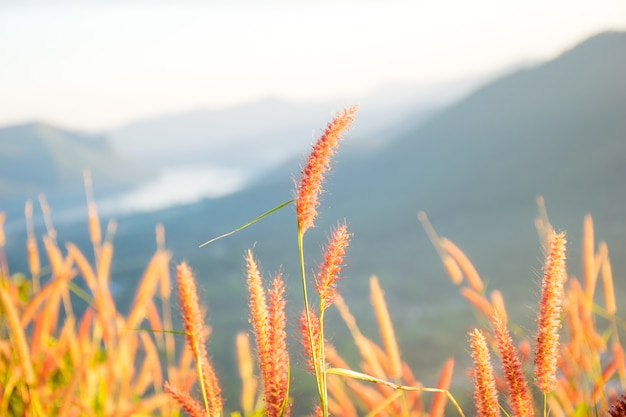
[295,106,358,416]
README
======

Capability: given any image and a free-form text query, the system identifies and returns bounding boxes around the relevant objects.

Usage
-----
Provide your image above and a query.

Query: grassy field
[2,106,626,417]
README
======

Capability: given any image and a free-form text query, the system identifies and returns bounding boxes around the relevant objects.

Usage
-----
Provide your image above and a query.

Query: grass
[1,108,626,416]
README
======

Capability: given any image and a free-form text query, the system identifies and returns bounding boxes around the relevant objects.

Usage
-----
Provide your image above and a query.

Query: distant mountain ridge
[108,77,482,169]
[0,122,153,199]
[362,30,626,215]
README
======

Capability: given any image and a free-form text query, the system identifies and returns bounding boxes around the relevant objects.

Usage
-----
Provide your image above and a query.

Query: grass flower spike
[245,250,291,417]
[164,382,207,417]
[168,262,222,417]
[469,329,500,417]
[295,105,357,417]
[300,308,322,375]
[493,312,534,417]
[315,223,351,311]
[534,231,567,394]
[266,274,290,417]
[296,106,358,234]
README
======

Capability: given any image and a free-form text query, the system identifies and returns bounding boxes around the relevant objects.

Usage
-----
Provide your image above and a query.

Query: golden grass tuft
[0,197,194,416]
[2,111,625,417]
[245,250,290,417]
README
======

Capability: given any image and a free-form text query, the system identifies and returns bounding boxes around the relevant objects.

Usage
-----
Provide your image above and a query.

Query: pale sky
[1,0,624,131]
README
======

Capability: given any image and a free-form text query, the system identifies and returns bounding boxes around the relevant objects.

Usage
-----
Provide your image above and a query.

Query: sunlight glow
[0,0,624,130]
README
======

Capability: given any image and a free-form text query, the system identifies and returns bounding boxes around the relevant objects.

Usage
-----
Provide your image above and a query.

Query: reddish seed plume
[534,231,567,394]
[172,262,222,417]
[265,273,290,417]
[165,381,207,417]
[315,223,351,311]
[202,361,223,415]
[296,106,358,233]
[493,313,534,417]
[469,329,500,417]
[246,250,270,376]
[246,251,290,416]
[176,263,204,360]
[609,394,626,417]
[299,309,321,374]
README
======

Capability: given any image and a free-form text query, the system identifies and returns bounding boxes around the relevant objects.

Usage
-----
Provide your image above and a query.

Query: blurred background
[1,0,625,412]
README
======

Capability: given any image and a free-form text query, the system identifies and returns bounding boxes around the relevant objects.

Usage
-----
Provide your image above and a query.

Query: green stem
[319,309,329,417]
[297,230,328,417]
[192,338,211,417]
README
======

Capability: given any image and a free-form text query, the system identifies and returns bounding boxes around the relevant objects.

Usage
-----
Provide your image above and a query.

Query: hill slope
[0,123,153,198]
[319,29,626,323]
[108,77,479,169]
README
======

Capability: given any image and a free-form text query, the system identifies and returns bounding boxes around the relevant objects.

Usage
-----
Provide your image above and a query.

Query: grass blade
[199,199,294,247]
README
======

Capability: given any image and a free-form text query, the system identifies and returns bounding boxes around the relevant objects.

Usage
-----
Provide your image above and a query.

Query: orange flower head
[315,223,351,311]
[296,106,358,233]
[176,262,206,362]
[299,309,321,375]
[534,231,567,393]
[245,251,290,417]
[469,329,500,417]
[265,273,290,417]
[165,381,207,417]
[169,262,222,417]
[493,312,534,417]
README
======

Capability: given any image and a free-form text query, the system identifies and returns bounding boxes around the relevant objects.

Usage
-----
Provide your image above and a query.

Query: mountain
[108,77,481,170]
[0,123,153,201]
[321,30,626,314]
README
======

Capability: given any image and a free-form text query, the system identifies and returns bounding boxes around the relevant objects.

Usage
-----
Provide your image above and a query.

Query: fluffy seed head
[493,313,534,417]
[296,106,357,233]
[469,329,500,417]
[534,231,566,393]
[315,223,351,311]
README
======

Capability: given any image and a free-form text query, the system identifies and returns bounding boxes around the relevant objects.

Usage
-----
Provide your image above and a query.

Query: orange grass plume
[296,106,357,234]
[534,231,566,394]
[315,223,351,311]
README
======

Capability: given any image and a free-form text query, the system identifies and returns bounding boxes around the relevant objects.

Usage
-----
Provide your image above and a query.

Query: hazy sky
[1,0,624,131]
